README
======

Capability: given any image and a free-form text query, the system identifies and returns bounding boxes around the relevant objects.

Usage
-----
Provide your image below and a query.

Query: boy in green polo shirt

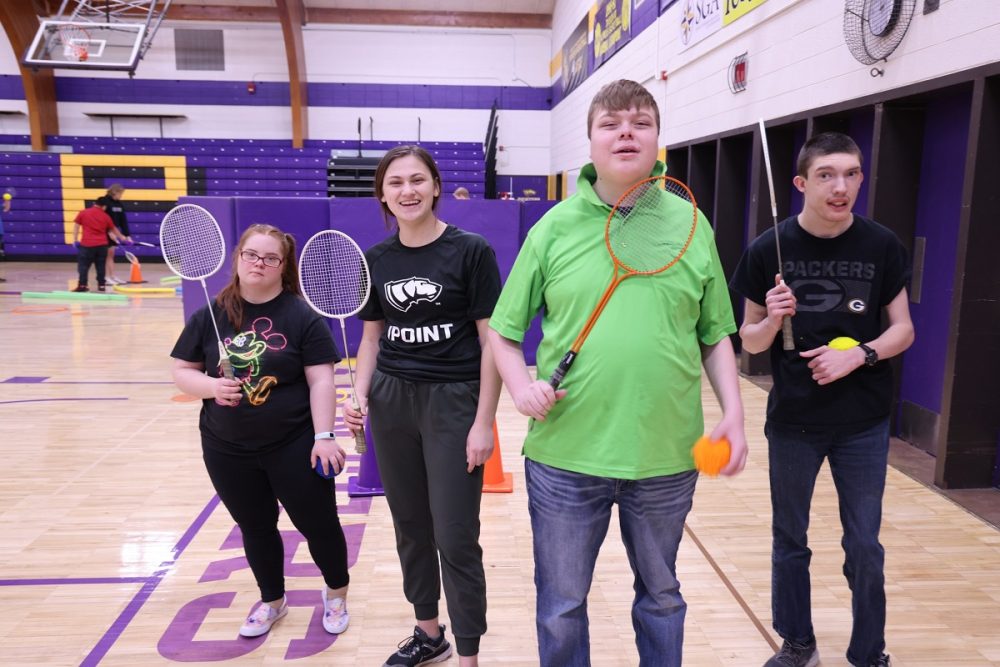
[488,79,747,666]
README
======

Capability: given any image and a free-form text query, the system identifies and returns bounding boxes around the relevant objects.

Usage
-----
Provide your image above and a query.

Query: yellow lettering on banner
[550,50,562,79]
[723,0,768,25]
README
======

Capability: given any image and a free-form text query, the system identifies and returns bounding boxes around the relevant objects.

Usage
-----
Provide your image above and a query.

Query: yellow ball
[2,193,10,201]
[828,336,860,350]
[692,436,731,477]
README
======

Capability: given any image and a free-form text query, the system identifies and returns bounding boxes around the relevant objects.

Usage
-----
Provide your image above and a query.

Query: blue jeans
[525,459,697,667]
[767,419,889,666]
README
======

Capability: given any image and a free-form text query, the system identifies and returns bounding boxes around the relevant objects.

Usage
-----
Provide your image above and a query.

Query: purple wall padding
[179,197,236,322]
[233,196,330,255]
[850,108,875,215]
[177,196,550,362]
[898,91,971,413]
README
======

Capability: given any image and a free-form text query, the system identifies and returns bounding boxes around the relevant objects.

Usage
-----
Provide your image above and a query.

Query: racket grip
[352,402,367,453]
[781,316,795,351]
[549,351,577,390]
[219,355,235,380]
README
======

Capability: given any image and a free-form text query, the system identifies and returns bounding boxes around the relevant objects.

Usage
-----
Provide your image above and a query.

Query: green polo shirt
[489,161,736,479]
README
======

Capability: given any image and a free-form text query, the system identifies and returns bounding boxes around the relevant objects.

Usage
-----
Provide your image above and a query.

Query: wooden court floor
[1,261,999,666]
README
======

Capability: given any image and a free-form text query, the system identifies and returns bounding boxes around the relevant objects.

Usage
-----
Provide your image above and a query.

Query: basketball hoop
[58,25,90,62]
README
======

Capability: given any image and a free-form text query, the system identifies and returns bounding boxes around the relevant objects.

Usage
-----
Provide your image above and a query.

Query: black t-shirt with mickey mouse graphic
[729,215,910,431]
[359,224,501,383]
[171,290,340,454]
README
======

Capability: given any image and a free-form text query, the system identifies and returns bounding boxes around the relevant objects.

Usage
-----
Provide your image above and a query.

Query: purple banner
[659,0,681,14]
[561,16,590,98]
[593,0,633,70]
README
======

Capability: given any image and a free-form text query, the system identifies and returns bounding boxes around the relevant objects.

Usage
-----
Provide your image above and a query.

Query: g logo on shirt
[385,277,443,312]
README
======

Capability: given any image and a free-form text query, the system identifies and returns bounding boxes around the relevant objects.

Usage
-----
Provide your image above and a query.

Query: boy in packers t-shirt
[488,79,747,667]
[729,131,914,667]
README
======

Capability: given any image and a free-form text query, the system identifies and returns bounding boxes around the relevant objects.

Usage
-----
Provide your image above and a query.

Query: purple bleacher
[1,135,494,262]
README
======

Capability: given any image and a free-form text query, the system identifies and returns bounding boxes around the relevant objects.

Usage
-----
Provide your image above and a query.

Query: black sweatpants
[202,429,350,602]
[368,369,487,656]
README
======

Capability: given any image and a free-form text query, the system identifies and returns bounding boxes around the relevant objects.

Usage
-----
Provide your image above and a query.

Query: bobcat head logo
[384,277,443,312]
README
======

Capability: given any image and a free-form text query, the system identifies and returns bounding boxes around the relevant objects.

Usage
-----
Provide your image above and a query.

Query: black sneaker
[764,638,819,667]
[869,654,891,667]
[73,285,89,293]
[97,284,106,292]
[383,624,452,666]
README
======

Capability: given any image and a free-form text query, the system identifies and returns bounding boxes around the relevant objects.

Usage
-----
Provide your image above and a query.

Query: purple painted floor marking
[0,576,149,586]
[80,495,222,667]
[0,397,128,406]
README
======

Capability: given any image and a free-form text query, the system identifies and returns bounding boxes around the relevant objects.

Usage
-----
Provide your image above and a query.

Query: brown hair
[796,132,864,177]
[587,79,661,138]
[216,224,300,330]
[107,183,125,197]
[373,145,442,228]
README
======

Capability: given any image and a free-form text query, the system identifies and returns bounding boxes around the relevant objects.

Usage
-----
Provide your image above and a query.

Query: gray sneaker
[764,638,819,667]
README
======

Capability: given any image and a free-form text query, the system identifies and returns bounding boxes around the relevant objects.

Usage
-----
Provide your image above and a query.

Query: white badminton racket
[159,204,234,380]
[298,230,371,453]
[759,119,795,351]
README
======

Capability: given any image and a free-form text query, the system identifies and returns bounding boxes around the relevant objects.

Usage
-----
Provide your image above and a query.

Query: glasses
[240,250,283,268]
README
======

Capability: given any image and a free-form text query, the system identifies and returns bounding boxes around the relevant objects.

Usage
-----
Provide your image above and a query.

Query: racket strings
[160,207,226,280]
[300,235,370,319]
[608,180,697,273]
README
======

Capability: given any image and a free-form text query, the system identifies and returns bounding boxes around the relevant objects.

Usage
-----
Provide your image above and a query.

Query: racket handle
[352,402,367,453]
[219,353,235,380]
[781,316,795,351]
[549,350,577,390]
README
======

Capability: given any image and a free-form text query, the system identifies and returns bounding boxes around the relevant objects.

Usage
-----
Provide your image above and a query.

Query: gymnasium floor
[1,261,998,666]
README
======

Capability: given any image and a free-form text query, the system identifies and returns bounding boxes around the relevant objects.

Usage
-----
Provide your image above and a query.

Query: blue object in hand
[315,458,339,478]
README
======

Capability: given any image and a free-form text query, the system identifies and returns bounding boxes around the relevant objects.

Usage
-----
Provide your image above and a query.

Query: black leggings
[202,431,350,602]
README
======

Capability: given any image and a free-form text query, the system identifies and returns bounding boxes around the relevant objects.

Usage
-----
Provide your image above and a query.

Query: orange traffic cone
[127,254,146,284]
[483,422,513,493]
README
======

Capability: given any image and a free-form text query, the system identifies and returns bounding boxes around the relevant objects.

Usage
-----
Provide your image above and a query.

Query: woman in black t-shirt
[171,224,352,640]
[344,145,501,667]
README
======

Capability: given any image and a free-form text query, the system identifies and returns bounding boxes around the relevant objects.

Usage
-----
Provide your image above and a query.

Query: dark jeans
[526,459,697,667]
[767,419,889,666]
[202,430,350,602]
[77,244,108,287]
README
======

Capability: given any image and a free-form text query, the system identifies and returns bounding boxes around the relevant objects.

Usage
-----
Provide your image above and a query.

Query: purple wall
[178,197,236,322]
[898,92,971,413]
[0,75,549,111]
[179,195,547,361]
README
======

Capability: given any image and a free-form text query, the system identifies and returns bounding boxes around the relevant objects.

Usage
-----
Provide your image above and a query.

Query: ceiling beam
[0,1,58,150]
[274,0,308,148]
[166,5,551,30]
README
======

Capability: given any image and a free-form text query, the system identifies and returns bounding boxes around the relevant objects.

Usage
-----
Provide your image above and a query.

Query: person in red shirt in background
[74,195,130,292]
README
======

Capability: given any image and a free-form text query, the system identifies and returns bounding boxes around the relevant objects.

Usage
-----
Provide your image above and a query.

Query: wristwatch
[858,343,878,367]
[314,432,336,441]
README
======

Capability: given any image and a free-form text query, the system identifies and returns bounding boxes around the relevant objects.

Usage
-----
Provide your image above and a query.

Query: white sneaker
[322,589,349,634]
[107,276,123,285]
[239,598,288,637]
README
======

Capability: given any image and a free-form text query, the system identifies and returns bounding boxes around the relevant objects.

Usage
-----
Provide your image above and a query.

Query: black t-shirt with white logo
[359,224,501,383]
[171,290,341,454]
[729,215,910,430]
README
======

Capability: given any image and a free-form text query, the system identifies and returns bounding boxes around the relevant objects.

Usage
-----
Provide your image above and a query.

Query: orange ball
[692,435,731,477]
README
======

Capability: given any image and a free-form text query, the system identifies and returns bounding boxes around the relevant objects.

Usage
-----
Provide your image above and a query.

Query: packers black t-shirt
[358,224,501,383]
[171,290,340,454]
[729,215,910,430]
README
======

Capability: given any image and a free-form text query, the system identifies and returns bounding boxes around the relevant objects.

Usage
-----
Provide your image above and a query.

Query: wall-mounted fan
[843,0,917,68]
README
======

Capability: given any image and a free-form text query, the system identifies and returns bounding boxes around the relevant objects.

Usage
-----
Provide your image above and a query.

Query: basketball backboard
[23,20,146,71]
